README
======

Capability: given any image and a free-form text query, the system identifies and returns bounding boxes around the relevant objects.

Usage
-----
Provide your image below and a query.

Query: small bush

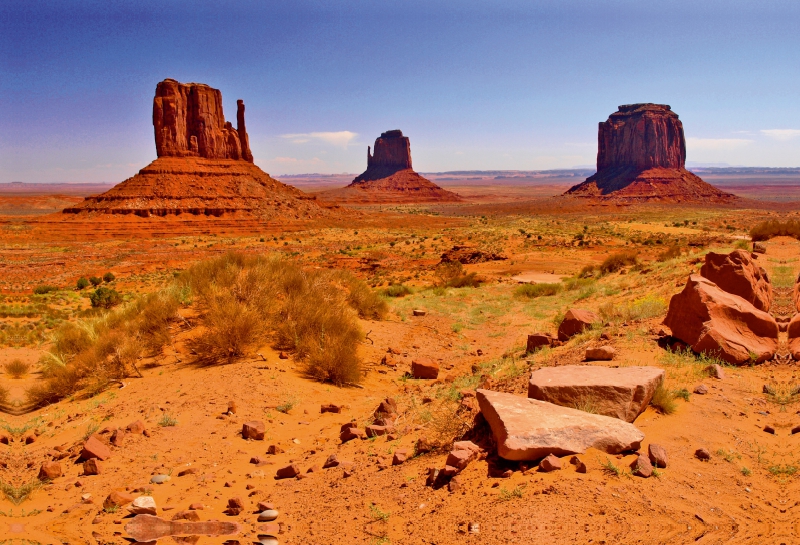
[434,261,481,289]
[382,284,412,298]
[90,287,123,309]
[89,276,103,287]
[33,285,58,295]
[578,264,596,278]
[76,277,89,290]
[0,384,7,405]
[563,277,594,291]
[733,239,750,250]
[158,413,178,427]
[599,251,638,275]
[5,359,30,379]
[656,246,682,262]
[650,382,677,414]
[515,283,562,299]
[103,272,116,282]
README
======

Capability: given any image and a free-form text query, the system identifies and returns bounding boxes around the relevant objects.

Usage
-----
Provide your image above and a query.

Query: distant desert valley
[3,79,800,545]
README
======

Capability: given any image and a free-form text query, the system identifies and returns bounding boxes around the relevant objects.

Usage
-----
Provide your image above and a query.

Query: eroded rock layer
[566,104,735,202]
[63,157,328,220]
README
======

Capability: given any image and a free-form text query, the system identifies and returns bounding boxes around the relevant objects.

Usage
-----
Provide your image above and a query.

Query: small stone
[575,460,587,473]
[323,454,340,468]
[103,491,136,509]
[366,425,388,438]
[227,401,238,414]
[706,364,726,380]
[792,425,800,435]
[320,404,342,414]
[694,384,708,395]
[631,455,653,478]
[468,522,480,534]
[764,425,775,434]
[411,358,439,379]
[242,421,265,441]
[257,502,275,511]
[339,426,366,443]
[110,429,126,446]
[275,464,300,479]
[129,496,157,515]
[585,346,616,361]
[539,454,562,472]
[227,497,244,509]
[426,467,439,487]
[258,537,279,545]
[83,459,102,476]
[267,444,284,455]
[172,510,201,521]
[412,309,427,316]
[150,474,171,484]
[258,509,279,522]
[569,456,581,465]
[279,352,289,359]
[392,449,409,465]
[448,476,462,492]
[81,435,111,461]
[38,461,62,481]
[415,437,433,454]
[695,448,711,461]
[188,503,204,510]
[178,467,198,477]
[648,444,668,468]
[126,420,146,435]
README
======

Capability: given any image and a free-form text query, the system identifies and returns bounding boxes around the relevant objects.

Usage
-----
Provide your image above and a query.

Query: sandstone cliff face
[565,104,735,202]
[153,79,253,162]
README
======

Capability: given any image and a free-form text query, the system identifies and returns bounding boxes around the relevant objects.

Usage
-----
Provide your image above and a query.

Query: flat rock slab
[477,389,644,461]
[527,365,664,422]
[125,515,240,542]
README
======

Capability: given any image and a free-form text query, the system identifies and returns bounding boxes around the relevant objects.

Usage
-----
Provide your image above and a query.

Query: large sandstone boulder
[663,275,778,365]
[476,389,644,461]
[557,309,599,341]
[700,250,772,312]
[527,365,664,422]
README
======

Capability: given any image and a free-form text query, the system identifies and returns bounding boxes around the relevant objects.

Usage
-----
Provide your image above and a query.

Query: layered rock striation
[64,79,330,219]
[316,130,461,203]
[566,104,735,202]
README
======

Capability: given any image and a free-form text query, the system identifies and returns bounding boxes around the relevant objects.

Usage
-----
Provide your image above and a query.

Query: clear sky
[2,0,800,182]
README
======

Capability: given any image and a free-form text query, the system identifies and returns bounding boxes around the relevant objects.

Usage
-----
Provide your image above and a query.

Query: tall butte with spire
[565,103,735,202]
[64,79,328,219]
[317,130,461,203]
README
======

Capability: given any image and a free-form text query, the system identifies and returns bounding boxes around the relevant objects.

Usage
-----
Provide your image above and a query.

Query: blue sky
[2,0,800,182]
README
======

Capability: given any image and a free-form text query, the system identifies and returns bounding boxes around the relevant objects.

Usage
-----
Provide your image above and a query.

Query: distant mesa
[63,79,330,220]
[565,104,736,202]
[315,130,462,204]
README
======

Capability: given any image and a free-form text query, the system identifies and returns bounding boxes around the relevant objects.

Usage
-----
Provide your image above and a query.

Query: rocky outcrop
[316,130,461,204]
[663,275,778,365]
[700,250,772,312]
[527,366,664,422]
[565,104,735,202]
[476,389,644,461]
[153,79,253,162]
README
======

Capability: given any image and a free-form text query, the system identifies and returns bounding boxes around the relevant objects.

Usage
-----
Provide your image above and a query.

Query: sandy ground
[0,187,798,544]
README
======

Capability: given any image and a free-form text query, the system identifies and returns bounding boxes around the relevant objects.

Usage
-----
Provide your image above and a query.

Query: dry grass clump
[599,295,667,324]
[650,382,677,414]
[0,384,7,405]
[27,290,180,407]
[434,261,481,288]
[381,284,412,298]
[598,250,639,274]
[515,283,561,299]
[656,245,683,262]
[181,253,384,385]
[750,219,800,241]
[5,359,30,379]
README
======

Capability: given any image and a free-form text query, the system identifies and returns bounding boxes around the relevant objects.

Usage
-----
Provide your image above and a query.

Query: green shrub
[76,277,89,290]
[382,284,412,298]
[90,288,123,309]
[103,272,116,282]
[650,382,677,414]
[599,251,638,274]
[89,276,103,287]
[515,283,562,299]
[33,285,58,295]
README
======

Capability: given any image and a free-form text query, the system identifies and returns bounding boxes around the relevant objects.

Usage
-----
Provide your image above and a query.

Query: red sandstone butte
[566,104,735,202]
[316,130,461,203]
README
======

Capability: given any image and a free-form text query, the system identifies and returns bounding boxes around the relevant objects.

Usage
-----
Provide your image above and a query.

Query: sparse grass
[276,397,297,414]
[650,382,677,415]
[5,359,30,379]
[369,503,391,522]
[598,250,638,275]
[382,284,412,298]
[82,422,100,441]
[656,245,683,262]
[0,479,43,505]
[741,467,752,476]
[716,448,741,463]
[599,295,666,324]
[674,388,690,401]
[515,283,561,299]
[158,413,178,427]
[600,457,622,477]
[768,465,797,477]
[498,485,525,501]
